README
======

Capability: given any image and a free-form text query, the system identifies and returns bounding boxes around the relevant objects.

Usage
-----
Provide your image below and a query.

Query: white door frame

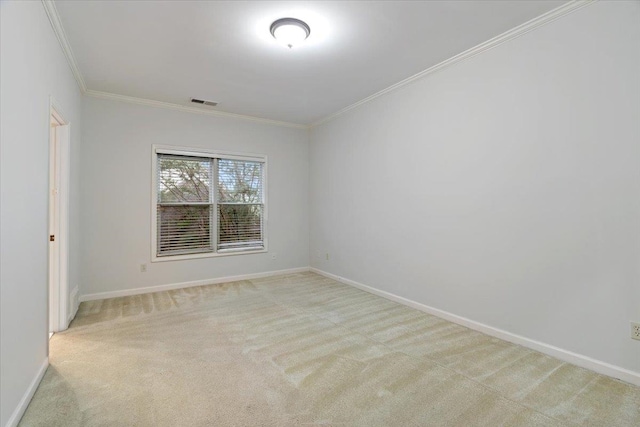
[49,97,71,333]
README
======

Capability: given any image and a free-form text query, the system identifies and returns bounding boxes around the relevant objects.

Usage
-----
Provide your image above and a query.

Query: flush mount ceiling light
[270,18,310,48]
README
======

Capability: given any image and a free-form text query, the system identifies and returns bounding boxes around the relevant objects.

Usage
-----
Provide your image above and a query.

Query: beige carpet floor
[19,272,640,426]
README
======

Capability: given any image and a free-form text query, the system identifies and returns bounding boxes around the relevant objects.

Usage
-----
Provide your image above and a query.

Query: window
[152,146,266,260]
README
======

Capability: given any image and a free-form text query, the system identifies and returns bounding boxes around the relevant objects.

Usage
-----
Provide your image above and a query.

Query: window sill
[151,248,267,263]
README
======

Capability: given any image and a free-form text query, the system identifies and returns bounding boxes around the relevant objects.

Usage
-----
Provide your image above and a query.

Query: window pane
[217,159,263,203]
[158,155,211,203]
[158,205,212,255]
[217,204,263,251]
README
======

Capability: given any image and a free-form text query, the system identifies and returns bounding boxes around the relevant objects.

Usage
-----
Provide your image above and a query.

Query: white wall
[310,1,640,375]
[0,2,83,426]
[79,97,309,297]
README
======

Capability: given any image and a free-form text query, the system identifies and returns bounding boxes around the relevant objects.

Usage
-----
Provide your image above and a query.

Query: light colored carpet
[19,272,640,426]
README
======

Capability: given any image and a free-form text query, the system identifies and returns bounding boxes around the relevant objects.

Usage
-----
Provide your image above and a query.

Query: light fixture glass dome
[270,18,310,48]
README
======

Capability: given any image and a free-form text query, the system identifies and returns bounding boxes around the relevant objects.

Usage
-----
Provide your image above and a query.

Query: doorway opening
[49,100,70,337]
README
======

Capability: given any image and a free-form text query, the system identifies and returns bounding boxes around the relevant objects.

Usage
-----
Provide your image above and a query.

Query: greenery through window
[156,152,265,257]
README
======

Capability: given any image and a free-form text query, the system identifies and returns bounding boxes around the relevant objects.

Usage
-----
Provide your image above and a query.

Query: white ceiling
[55,1,565,125]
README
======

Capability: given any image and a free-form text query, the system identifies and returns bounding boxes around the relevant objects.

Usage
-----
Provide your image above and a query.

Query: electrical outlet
[631,322,640,341]
[140,264,147,273]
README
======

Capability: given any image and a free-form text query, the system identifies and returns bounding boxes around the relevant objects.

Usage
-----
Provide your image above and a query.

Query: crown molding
[41,0,307,130]
[84,90,308,129]
[43,0,594,130]
[310,0,596,128]
[42,0,86,92]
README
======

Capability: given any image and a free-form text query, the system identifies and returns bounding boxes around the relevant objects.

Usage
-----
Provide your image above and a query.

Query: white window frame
[151,144,268,262]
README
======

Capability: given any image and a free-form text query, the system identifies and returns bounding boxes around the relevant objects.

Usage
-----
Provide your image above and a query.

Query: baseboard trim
[5,358,49,427]
[310,267,640,387]
[79,267,310,302]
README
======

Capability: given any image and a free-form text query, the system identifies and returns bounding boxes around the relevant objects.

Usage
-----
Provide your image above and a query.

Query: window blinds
[156,153,264,257]
[217,159,264,251]
[157,154,212,256]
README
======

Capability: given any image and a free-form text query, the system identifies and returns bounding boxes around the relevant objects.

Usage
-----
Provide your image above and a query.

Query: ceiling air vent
[191,98,218,107]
